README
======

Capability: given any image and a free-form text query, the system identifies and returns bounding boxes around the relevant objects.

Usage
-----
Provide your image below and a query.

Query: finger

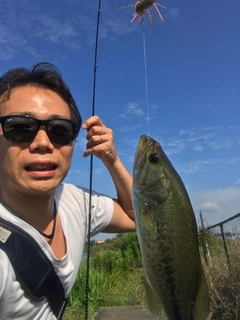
[84,133,113,155]
[99,135,103,144]
[86,132,114,152]
[86,126,113,144]
[86,134,104,148]
[83,145,102,158]
[83,139,107,158]
[82,115,106,131]
[85,126,104,141]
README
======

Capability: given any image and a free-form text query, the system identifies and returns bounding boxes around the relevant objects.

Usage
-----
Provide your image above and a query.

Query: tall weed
[65,232,240,319]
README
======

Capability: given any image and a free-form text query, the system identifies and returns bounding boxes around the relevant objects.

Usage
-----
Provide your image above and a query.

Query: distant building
[97,240,105,244]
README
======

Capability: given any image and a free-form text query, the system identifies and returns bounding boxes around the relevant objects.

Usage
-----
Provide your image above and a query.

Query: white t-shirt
[0,183,113,320]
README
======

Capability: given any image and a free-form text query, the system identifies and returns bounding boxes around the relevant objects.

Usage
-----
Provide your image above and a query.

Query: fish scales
[132,135,210,320]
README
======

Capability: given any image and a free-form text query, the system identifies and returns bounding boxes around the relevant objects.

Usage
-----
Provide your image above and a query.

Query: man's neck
[0,188,55,230]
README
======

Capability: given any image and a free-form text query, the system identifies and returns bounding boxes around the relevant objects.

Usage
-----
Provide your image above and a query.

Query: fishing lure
[119,0,165,26]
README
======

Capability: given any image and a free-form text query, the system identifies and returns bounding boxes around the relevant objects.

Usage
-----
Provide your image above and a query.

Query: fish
[132,135,210,320]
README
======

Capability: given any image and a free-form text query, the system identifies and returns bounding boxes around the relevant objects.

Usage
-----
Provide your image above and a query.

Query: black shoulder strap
[0,217,68,319]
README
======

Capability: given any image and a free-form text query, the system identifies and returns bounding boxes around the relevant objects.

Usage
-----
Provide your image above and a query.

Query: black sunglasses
[0,115,77,145]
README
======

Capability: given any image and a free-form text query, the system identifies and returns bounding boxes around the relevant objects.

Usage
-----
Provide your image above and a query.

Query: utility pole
[199,210,212,267]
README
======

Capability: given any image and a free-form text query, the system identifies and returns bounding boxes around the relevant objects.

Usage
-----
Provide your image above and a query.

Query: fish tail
[145,277,165,317]
[192,266,210,320]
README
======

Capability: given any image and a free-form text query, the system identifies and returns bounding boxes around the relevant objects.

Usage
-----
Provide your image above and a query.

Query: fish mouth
[134,135,160,170]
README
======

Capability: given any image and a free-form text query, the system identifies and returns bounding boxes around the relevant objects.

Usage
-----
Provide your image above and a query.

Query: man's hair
[0,62,82,136]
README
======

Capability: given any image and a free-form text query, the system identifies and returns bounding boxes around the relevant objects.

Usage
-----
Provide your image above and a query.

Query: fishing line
[85,0,102,319]
[142,31,150,136]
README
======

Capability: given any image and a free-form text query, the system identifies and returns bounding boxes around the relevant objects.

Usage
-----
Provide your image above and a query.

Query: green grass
[63,233,144,319]
[204,235,240,320]
[63,232,240,320]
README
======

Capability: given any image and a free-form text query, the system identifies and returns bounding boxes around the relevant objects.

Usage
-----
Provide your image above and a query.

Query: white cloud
[33,14,79,45]
[169,7,180,19]
[0,0,93,60]
[150,104,159,111]
[160,125,240,157]
[119,102,145,119]
[118,124,142,132]
[164,139,187,155]
[192,145,204,152]
[0,1,182,62]
[93,168,105,179]
[126,102,144,116]
[202,201,221,212]
[182,159,220,174]
[121,137,139,148]
[208,138,233,150]
[65,169,88,183]
[190,187,240,226]
[181,157,240,174]
[103,15,136,38]
[74,135,87,150]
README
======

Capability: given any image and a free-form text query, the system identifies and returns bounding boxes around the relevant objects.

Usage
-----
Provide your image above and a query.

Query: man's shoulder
[55,183,89,215]
[56,182,85,193]
[56,183,87,200]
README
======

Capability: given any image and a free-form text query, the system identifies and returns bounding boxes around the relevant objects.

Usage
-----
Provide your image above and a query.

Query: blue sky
[1,0,240,239]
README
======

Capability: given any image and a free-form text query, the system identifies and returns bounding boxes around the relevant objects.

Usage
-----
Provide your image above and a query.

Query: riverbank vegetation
[63,232,240,320]
[64,233,144,319]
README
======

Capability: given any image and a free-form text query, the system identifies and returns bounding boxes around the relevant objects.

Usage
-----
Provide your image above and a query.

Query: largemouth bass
[132,135,210,320]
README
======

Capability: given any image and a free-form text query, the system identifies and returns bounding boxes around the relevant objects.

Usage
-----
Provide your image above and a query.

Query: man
[0,62,135,319]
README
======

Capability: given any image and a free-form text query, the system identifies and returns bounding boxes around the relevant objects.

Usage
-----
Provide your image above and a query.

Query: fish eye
[149,153,159,163]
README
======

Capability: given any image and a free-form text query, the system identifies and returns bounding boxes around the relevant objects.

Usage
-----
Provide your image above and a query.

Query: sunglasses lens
[47,119,75,144]
[1,116,76,144]
[3,117,38,142]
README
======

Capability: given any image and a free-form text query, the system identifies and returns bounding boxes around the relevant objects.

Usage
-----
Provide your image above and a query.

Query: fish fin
[145,277,164,317]
[141,207,156,234]
[192,266,210,320]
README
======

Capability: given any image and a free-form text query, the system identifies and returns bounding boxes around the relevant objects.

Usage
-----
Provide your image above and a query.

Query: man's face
[0,85,75,198]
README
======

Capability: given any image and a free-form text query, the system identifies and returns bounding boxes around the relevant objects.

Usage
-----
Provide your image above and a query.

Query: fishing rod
[142,31,151,136]
[85,0,102,319]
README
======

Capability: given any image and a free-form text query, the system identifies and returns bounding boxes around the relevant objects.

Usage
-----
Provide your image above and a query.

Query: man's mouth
[25,165,57,171]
